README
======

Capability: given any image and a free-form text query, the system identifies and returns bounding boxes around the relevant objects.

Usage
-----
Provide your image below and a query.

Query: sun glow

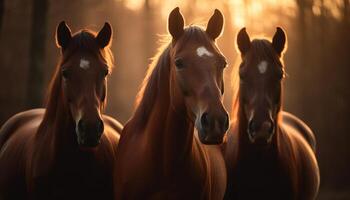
[121,0,144,11]
[117,0,299,31]
[116,0,343,37]
[312,0,344,19]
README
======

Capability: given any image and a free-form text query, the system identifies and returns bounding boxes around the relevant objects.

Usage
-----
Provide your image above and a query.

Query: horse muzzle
[196,111,229,145]
[247,119,274,144]
[76,118,104,148]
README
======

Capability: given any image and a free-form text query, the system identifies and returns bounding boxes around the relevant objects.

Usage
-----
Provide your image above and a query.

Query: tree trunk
[343,0,350,24]
[0,0,4,32]
[295,0,313,114]
[27,0,49,107]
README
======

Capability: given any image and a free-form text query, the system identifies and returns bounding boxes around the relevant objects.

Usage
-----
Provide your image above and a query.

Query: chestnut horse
[0,22,122,200]
[115,8,229,199]
[223,27,320,199]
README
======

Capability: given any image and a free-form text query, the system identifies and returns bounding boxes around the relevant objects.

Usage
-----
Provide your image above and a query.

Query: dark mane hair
[38,30,114,135]
[61,30,114,70]
[176,26,214,51]
[132,26,214,128]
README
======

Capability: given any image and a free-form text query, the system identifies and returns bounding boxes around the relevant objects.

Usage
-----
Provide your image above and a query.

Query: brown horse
[0,22,122,200]
[115,8,228,199]
[223,27,320,200]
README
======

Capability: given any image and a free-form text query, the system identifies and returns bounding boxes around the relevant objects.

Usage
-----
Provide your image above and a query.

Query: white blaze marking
[257,60,268,74]
[196,46,213,57]
[75,109,82,134]
[80,58,90,70]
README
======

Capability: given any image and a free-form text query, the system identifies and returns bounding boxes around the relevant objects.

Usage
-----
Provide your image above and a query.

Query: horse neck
[162,97,194,174]
[149,93,194,175]
[128,46,195,174]
[37,71,76,151]
[30,71,76,179]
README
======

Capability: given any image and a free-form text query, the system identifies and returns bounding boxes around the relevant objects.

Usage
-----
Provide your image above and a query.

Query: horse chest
[34,151,114,200]
[117,146,208,198]
[231,153,294,200]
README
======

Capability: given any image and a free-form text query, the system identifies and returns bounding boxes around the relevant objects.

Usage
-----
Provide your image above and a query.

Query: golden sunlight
[118,0,299,34]
[1,0,349,198]
[122,0,144,11]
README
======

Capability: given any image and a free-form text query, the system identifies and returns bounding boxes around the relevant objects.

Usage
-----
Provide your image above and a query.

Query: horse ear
[206,9,224,40]
[272,27,286,56]
[56,21,72,49]
[237,27,251,55]
[168,7,184,40]
[96,22,113,48]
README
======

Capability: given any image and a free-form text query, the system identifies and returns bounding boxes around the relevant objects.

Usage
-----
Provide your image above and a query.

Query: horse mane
[132,26,214,129]
[132,42,171,128]
[38,29,114,136]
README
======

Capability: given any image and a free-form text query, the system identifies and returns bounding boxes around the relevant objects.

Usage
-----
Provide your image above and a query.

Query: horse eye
[239,61,245,68]
[62,69,69,79]
[278,68,285,80]
[104,69,109,77]
[222,61,227,68]
[174,58,184,69]
[239,70,245,80]
[218,58,227,69]
[218,62,227,69]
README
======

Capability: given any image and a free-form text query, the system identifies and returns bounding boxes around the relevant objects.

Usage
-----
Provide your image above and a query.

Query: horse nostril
[248,120,256,134]
[223,113,229,131]
[78,120,86,133]
[268,120,274,134]
[97,119,104,134]
[201,112,209,128]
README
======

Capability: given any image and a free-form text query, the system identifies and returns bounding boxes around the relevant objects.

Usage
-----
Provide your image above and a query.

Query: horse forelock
[175,25,219,54]
[61,30,114,71]
[133,41,171,128]
[248,39,285,75]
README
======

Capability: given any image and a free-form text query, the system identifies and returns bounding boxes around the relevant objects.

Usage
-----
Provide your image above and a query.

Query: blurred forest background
[0,0,349,199]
